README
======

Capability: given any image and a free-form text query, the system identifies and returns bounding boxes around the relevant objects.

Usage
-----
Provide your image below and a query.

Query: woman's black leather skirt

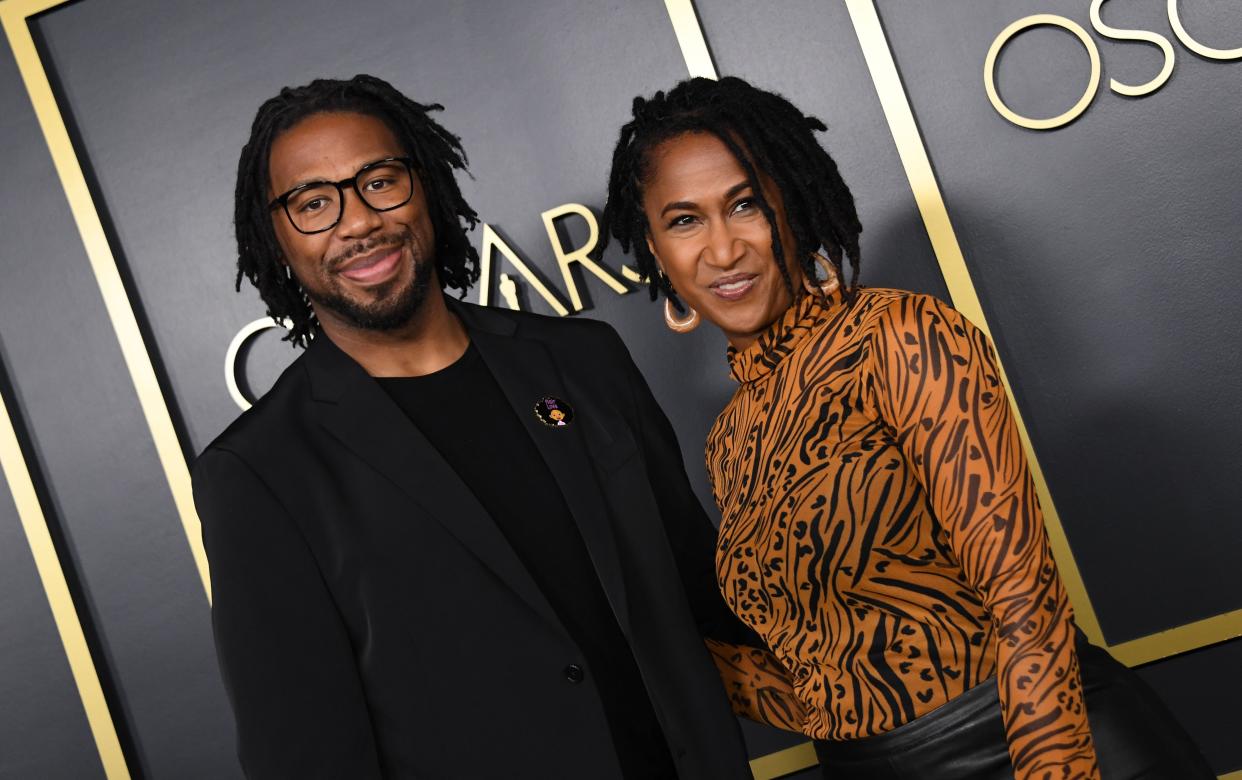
[812,630,1214,779]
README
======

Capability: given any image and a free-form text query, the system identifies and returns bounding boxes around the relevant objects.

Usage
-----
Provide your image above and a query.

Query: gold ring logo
[987,3,1239,130]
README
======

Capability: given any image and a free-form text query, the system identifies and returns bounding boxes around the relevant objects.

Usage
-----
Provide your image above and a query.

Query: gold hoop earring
[802,252,841,297]
[664,297,700,333]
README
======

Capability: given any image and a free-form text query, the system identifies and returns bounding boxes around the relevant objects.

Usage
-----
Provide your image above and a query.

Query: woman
[597,76,1212,780]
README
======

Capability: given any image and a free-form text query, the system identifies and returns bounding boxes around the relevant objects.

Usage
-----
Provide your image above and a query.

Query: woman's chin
[709,313,776,348]
[709,291,793,333]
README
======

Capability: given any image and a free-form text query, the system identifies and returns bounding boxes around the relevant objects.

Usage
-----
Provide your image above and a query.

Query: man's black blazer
[192,298,757,779]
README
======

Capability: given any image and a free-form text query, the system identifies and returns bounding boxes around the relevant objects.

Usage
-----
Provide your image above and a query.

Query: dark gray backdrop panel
[1,16,234,779]
[878,0,1242,642]
[0,404,101,779]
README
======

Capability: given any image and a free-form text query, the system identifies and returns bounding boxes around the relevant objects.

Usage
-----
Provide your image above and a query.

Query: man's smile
[336,245,404,286]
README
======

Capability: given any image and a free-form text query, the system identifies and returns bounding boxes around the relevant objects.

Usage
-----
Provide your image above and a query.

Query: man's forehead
[268,111,406,190]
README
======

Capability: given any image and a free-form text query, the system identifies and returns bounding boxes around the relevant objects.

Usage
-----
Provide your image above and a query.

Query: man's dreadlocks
[234,74,479,347]
[597,76,861,309]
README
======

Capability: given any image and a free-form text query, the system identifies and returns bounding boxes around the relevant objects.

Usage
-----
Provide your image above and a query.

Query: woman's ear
[645,235,661,272]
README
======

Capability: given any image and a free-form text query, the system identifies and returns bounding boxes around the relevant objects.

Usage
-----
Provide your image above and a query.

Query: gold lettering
[1168,0,1242,60]
[477,223,570,316]
[984,14,1102,130]
[621,265,648,284]
[1090,0,1175,97]
[540,203,628,311]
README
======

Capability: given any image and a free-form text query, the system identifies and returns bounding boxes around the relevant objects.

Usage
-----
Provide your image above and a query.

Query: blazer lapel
[302,333,564,634]
[460,305,632,635]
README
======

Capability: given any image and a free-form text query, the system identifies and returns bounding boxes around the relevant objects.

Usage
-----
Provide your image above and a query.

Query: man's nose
[335,188,383,239]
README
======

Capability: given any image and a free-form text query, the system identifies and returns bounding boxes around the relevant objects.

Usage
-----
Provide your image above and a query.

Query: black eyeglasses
[268,156,416,235]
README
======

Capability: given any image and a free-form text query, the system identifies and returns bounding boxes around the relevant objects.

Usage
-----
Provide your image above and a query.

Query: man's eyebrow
[276,156,402,194]
[278,175,327,193]
[659,181,753,217]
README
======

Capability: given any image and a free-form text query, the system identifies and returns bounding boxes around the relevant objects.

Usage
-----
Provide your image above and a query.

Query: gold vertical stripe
[0,387,131,778]
[663,0,718,79]
[0,0,210,600]
[842,0,1105,646]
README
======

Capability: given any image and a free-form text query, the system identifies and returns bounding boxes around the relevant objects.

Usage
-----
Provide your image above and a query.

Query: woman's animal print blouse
[704,288,1098,779]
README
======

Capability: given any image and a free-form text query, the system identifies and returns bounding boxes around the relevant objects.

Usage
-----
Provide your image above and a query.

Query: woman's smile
[708,272,759,301]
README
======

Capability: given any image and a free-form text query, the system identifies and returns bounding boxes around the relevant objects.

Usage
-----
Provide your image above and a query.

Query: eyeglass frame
[267,156,417,235]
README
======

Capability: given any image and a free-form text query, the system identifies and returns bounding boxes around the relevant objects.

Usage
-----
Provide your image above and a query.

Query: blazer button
[564,664,585,683]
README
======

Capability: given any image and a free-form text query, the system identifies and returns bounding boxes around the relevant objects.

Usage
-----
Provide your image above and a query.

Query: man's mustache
[326,227,413,272]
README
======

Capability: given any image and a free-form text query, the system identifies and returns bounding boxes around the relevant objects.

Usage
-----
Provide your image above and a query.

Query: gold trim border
[0,0,210,600]
[749,741,817,780]
[1109,609,1242,668]
[663,0,718,79]
[0,381,130,778]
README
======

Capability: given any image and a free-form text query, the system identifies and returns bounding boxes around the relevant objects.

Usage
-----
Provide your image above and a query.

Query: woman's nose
[702,223,745,269]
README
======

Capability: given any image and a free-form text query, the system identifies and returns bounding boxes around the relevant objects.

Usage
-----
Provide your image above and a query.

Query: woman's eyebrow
[659,180,751,217]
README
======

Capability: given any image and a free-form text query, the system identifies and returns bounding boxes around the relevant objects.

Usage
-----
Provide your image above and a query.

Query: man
[192,74,758,779]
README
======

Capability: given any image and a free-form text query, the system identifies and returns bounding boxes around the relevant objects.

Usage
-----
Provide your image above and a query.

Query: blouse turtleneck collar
[726,291,839,384]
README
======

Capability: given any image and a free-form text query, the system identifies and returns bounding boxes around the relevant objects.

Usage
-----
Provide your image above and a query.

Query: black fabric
[812,630,1213,779]
[192,298,756,780]
[376,344,675,779]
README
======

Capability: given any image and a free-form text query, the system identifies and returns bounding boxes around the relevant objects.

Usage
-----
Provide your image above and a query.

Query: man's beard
[305,230,435,332]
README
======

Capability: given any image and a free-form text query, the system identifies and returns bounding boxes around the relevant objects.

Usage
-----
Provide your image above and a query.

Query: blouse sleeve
[866,294,1099,780]
[704,638,808,732]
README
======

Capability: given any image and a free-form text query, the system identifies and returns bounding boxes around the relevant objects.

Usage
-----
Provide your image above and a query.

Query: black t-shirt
[376,343,676,779]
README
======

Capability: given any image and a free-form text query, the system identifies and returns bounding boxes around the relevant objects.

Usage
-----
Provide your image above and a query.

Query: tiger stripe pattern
[705,288,1098,779]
